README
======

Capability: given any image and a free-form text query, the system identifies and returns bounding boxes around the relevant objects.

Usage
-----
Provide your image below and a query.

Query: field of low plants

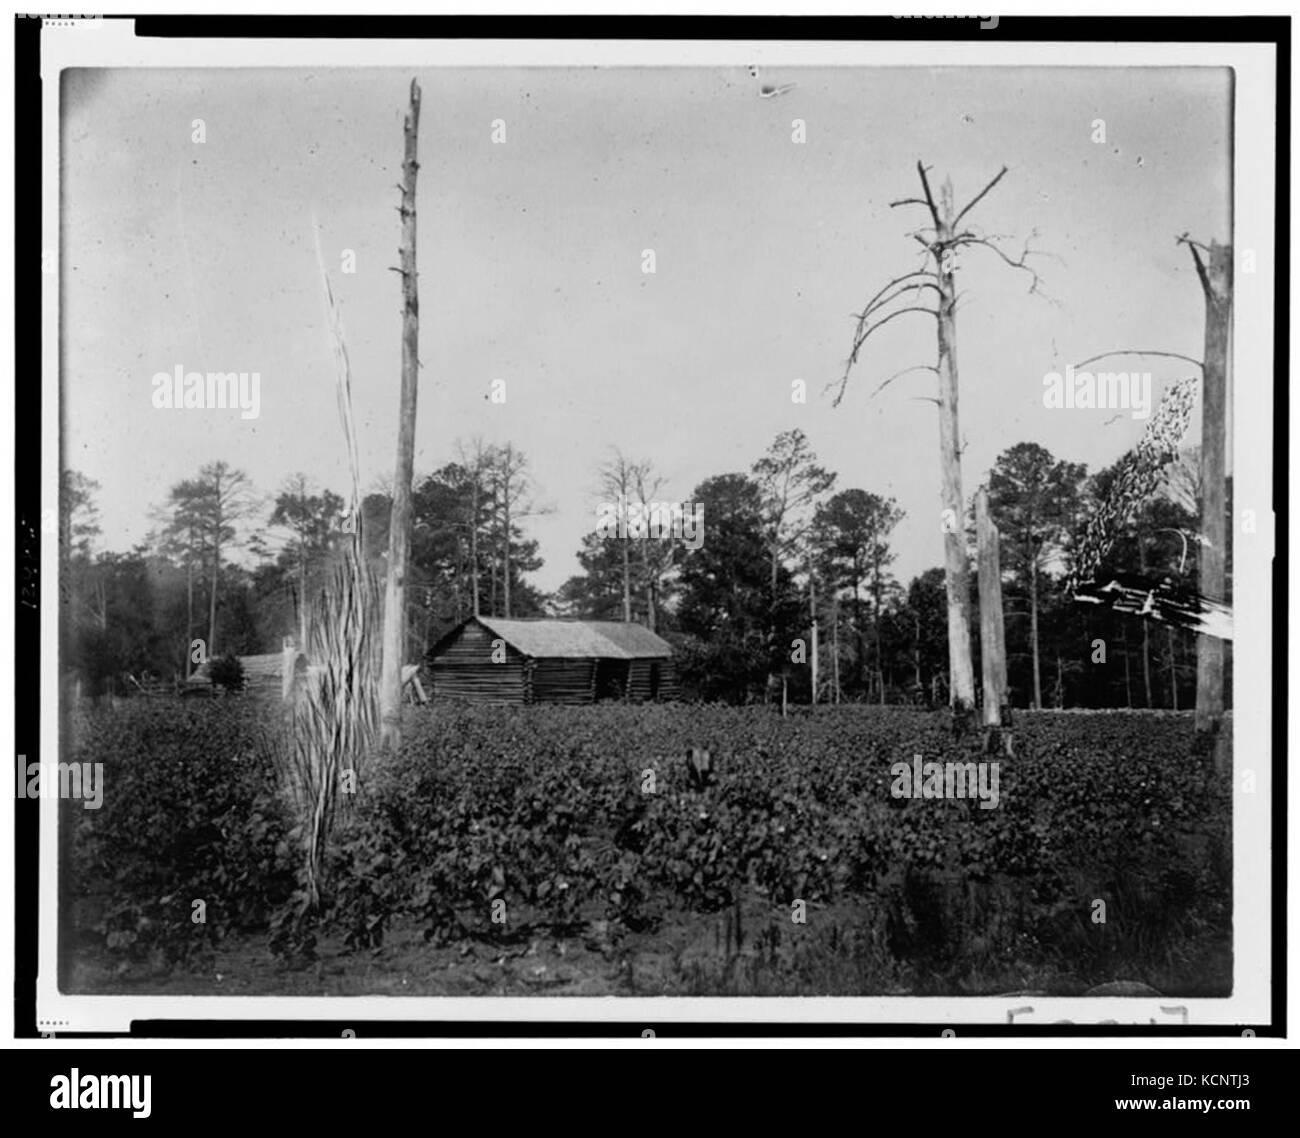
[61,700,1231,996]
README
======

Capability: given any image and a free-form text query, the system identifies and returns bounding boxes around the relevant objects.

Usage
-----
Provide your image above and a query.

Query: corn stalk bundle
[283,557,381,908]
[267,218,383,911]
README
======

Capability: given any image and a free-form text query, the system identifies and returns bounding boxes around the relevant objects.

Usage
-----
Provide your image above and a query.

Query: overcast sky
[62,64,1230,593]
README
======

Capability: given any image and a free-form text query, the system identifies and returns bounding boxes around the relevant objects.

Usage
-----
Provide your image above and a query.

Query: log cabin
[426,616,677,705]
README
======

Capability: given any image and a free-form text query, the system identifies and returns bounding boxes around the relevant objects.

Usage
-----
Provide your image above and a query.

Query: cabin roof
[433,616,673,660]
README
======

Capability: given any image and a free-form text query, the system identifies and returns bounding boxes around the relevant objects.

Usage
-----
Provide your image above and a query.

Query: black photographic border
[13,11,1288,1043]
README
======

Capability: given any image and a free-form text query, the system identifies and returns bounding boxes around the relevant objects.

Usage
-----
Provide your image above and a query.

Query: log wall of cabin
[625,658,678,701]
[428,620,527,704]
[530,658,598,704]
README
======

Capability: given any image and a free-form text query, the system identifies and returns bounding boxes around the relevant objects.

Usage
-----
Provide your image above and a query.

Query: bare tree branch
[871,363,940,400]
[953,165,1008,228]
[832,305,939,408]
[860,280,943,320]
[915,161,941,229]
[1178,233,1212,293]
[847,305,937,360]
[955,233,1059,305]
[854,269,936,319]
[1072,349,1204,371]
[1177,231,1213,254]
[889,197,931,210]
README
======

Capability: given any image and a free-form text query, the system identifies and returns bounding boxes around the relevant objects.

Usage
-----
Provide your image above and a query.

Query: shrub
[66,700,1231,994]
[319,704,1229,991]
[64,700,296,971]
[207,653,246,693]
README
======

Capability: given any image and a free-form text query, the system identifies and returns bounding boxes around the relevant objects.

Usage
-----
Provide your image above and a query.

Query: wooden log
[976,487,1009,731]
[935,175,977,713]
[379,77,422,749]
[1192,239,1231,778]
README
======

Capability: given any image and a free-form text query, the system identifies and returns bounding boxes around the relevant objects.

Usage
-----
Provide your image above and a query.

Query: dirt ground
[61,892,1230,999]
[64,896,900,997]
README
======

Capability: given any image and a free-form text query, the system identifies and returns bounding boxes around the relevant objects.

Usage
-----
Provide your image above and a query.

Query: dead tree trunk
[838,162,1048,723]
[1187,238,1231,773]
[975,488,1008,730]
[934,178,976,716]
[379,78,422,751]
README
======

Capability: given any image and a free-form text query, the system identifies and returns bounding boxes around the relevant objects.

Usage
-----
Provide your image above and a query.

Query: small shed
[426,616,677,705]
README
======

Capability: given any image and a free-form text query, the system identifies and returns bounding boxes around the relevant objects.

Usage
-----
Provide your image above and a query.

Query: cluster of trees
[59,441,548,697]
[60,428,1223,710]
[552,431,1222,710]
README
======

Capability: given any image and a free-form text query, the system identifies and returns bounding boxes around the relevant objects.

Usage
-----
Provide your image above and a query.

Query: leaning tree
[836,161,1053,719]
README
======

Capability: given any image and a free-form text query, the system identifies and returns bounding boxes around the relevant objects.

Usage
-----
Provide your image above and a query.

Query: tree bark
[379,78,421,750]
[935,178,976,712]
[1192,240,1231,775]
[975,488,1008,727]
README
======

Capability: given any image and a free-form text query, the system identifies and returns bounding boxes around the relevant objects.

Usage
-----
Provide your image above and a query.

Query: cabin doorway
[594,659,629,701]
